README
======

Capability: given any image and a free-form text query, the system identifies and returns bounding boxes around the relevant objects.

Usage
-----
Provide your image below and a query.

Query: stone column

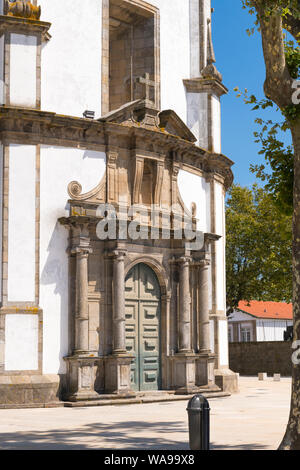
[178,257,192,353]
[172,257,198,394]
[198,259,211,353]
[72,246,92,354]
[62,220,102,402]
[112,250,127,354]
[104,249,134,396]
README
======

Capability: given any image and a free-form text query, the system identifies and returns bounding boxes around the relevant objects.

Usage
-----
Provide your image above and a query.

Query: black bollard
[187,394,210,450]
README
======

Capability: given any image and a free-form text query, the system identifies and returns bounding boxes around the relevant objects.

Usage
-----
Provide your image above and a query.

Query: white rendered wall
[150,0,190,123]
[40,146,106,374]
[177,170,211,233]
[187,92,208,149]
[5,314,38,370]
[0,35,4,105]
[208,257,212,311]
[210,319,214,352]
[40,0,102,118]
[187,93,221,152]
[10,34,37,107]
[177,170,213,309]
[214,181,226,312]
[211,95,221,153]
[189,0,212,76]
[218,319,229,366]
[256,319,293,342]
[202,0,212,66]
[189,0,200,77]
[8,144,36,302]
[0,145,3,301]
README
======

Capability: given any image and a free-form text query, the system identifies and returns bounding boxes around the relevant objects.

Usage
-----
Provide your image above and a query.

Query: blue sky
[212,0,290,187]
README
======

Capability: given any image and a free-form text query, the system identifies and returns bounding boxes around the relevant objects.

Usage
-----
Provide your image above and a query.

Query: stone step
[0,390,230,410]
[0,402,64,410]
[63,390,230,407]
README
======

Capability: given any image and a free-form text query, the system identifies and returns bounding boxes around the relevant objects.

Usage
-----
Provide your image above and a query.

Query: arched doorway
[125,263,161,391]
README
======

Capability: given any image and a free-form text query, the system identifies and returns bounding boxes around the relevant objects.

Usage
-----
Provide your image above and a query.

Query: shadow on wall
[83,150,105,160]
[40,221,69,375]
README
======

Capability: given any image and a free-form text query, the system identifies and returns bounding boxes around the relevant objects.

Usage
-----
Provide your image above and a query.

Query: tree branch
[253,1,294,108]
[283,15,300,42]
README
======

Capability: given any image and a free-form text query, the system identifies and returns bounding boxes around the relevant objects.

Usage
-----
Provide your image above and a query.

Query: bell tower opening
[102,0,160,114]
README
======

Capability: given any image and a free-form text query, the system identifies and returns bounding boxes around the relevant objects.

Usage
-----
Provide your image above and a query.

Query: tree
[234,39,298,215]
[226,184,292,313]
[242,0,300,449]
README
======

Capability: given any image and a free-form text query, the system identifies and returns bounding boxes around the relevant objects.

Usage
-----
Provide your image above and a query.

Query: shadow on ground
[0,420,190,450]
[211,443,269,450]
[0,419,271,450]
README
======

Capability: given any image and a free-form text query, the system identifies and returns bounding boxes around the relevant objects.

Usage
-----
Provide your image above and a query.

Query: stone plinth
[104,354,135,396]
[172,354,198,395]
[64,356,102,402]
[0,374,63,407]
[196,353,216,387]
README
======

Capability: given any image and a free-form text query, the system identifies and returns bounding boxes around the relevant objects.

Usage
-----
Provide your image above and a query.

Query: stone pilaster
[178,256,192,353]
[195,256,216,388]
[112,249,127,354]
[198,259,210,353]
[72,245,92,355]
[64,222,100,402]
[172,257,198,394]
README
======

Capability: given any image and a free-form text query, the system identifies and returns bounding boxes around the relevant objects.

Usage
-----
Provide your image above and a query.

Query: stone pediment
[99,99,197,143]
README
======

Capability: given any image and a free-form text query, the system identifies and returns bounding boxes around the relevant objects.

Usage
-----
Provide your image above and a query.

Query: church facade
[0,0,238,406]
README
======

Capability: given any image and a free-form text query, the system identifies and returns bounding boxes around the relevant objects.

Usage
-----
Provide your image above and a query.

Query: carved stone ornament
[4,0,41,20]
[67,176,106,203]
[68,181,83,199]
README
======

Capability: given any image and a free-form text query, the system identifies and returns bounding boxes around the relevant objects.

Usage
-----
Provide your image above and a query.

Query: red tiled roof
[237,300,293,320]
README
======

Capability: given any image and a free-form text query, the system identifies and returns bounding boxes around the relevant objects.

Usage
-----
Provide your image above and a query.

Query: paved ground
[0,377,291,450]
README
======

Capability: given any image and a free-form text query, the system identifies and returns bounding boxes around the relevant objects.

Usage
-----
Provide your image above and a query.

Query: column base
[171,352,219,394]
[64,355,103,402]
[196,352,216,387]
[171,353,197,394]
[104,354,135,396]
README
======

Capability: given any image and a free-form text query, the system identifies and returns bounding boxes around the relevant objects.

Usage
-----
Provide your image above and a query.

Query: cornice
[0,106,234,189]
[183,77,228,97]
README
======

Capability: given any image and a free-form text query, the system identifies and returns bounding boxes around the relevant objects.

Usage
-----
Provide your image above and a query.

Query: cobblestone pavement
[0,377,291,450]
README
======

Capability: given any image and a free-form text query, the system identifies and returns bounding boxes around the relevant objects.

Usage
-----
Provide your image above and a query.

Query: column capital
[112,249,127,261]
[193,259,210,268]
[177,256,192,266]
[71,246,92,257]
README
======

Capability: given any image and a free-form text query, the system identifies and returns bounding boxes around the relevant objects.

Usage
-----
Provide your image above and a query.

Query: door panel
[125,264,161,391]
[125,300,139,390]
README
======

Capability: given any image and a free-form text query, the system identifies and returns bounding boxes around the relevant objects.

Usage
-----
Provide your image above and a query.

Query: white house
[228,301,293,343]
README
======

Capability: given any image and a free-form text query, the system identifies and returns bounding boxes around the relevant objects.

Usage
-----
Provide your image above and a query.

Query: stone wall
[229,341,292,377]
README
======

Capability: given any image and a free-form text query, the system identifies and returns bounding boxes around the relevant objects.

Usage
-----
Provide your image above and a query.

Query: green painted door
[125,263,161,391]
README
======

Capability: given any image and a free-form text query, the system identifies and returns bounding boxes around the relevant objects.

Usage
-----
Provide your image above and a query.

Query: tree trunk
[279,119,300,450]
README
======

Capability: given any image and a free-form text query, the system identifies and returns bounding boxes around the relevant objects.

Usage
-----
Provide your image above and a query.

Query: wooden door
[125,263,161,391]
